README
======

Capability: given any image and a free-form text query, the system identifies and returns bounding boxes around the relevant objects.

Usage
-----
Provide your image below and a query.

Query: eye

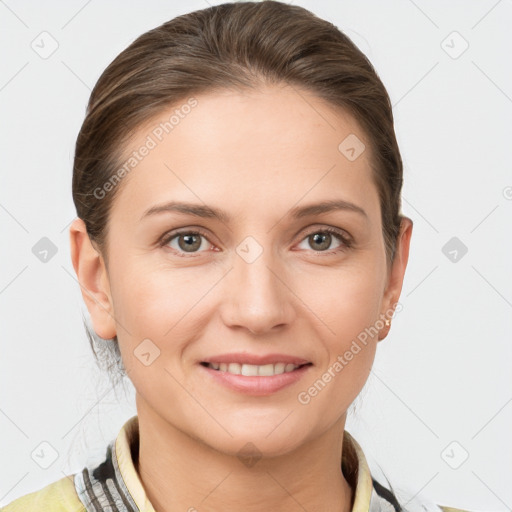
[296,227,352,254]
[160,229,213,256]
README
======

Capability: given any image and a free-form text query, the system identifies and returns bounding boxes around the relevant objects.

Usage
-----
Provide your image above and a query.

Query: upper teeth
[207,362,300,376]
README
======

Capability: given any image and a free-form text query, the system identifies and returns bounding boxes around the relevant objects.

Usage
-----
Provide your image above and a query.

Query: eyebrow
[140,199,368,223]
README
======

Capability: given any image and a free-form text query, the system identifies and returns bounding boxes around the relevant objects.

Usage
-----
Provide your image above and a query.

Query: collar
[74,414,399,512]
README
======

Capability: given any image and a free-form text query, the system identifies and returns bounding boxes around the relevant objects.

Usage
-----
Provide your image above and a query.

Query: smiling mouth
[200,361,312,377]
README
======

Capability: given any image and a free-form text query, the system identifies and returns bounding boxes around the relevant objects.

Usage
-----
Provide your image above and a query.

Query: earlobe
[69,218,117,340]
[378,216,413,342]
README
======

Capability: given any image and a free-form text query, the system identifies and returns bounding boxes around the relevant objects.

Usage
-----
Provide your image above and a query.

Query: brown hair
[72,0,405,380]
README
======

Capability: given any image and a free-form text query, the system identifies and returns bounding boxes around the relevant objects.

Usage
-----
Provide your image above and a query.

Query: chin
[209,433,305,461]
[196,417,311,459]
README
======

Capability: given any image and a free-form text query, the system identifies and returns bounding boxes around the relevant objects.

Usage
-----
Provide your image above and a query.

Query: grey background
[1,0,511,509]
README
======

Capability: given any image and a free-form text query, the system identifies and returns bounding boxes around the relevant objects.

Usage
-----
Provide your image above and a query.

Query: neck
[134,396,354,512]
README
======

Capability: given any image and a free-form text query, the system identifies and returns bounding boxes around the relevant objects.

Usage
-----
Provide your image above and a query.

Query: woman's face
[74,84,411,457]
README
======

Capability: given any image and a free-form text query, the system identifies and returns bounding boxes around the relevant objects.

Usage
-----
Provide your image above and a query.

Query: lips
[198,353,312,394]
[199,360,312,395]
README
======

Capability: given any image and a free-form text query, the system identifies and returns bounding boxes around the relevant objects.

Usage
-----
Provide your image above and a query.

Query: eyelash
[158,226,353,258]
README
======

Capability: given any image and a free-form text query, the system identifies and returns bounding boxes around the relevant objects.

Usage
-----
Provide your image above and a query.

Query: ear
[378,216,413,341]
[69,218,117,340]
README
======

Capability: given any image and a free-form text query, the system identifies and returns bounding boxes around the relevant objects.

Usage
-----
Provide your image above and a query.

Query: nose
[218,244,296,336]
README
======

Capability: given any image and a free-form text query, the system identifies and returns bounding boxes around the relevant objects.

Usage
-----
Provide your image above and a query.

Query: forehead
[110,84,380,225]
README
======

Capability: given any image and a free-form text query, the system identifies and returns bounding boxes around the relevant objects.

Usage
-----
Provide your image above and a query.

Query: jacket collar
[75,414,398,512]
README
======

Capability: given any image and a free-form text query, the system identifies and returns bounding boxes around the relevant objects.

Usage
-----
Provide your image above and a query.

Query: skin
[70,83,412,512]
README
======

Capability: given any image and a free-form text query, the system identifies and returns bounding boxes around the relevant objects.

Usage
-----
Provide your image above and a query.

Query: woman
[2,2,473,511]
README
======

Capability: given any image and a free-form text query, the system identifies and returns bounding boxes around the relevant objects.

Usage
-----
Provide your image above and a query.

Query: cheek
[109,255,190,330]
[110,267,193,396]
[296,260,384,342]
[109,259,221,366]
[294,262,382,391]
